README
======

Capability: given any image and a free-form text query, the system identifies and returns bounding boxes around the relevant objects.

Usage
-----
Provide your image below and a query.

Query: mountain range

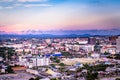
[0,29,120,35]
[0,29,120,39]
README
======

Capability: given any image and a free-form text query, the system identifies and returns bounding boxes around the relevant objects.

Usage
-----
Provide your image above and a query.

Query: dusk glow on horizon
[0,0,120,33]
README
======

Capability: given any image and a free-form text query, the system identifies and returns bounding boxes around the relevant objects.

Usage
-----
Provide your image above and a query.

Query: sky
[0,0,120,33]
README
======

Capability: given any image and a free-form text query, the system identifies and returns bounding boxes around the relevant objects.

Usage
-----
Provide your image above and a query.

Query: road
[0,71,35,80]
[100,76,120,80]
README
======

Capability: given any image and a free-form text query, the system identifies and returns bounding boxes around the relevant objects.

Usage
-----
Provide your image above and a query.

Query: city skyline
[0,0,120,33]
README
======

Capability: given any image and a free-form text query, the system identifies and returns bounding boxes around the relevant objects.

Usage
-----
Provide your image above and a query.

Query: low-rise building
[18,55,50,68]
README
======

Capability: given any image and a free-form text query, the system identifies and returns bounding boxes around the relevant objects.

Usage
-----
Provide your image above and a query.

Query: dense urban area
[0,35,120,80]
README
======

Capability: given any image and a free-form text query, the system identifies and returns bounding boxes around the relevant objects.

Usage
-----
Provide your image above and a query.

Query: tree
[50,64,55,68]
[94,45,100,52]
[6,66,14,73]
[88,53,91,57]
[55,59,60,63]
[50,78,57,80]
[59,63,65,67]
[0,47,15,61]
[48,44,52,47]
[61,51,71,58]
[83,64,107,80]
[59,63,65,73]
[29,78,34,80]
[92,72,98,79]
[104,51,110,55]
[116,78,120,80]
[114,54,120,60]
[86,72,98,80]
[50,56,60,63]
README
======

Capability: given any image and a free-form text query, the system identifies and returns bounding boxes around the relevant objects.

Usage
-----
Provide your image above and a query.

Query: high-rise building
[109,36,118,45]
[116,36,120,52]
[88,37,96,45]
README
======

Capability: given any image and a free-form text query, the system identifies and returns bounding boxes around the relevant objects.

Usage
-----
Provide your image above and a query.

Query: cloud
[5,6,14,9]
[0,0,51,9]
[23,4,52,7]
[1,0,120,32]
[14,3,22,7]
[0,6,3,9]
[0,3,52,9]
[14,3,52,7]
[0,25,6,27]
[0,0,48,2]
[0,0,13,2]
[17,0,47,2]
[0,6,14,9]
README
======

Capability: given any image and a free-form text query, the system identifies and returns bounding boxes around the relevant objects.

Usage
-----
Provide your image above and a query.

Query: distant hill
[0,29,120,39]
[20,29,120,35]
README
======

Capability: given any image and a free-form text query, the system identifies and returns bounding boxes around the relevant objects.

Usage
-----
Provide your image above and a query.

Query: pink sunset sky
[0,0,120,33]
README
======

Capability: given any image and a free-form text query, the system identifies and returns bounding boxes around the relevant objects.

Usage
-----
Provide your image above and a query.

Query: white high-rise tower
[116,36,120,52]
